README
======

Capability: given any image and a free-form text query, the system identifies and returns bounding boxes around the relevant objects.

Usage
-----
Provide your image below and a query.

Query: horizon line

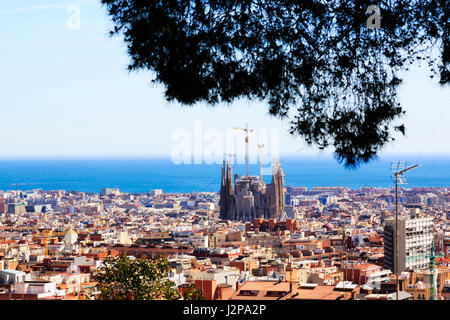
[0,152,449,160]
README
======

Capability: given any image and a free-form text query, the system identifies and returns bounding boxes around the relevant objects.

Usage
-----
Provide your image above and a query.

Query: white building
[189,235,209,248]
[197,202,215,210]
[0,270,29,285]
[183,268,240,290]
[64,227,78,245]
[118,231,132,245]
[14,281,66,299]
[384,208,434,273]
[365,270,392,289]
[150,189,163,197]
[405,213,434,270]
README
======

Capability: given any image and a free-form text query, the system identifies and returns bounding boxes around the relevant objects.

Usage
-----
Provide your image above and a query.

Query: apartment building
[384,209,434,273]
[342,263,391,287]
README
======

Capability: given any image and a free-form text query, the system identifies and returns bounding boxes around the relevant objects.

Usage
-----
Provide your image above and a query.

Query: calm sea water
[0,156,448,194]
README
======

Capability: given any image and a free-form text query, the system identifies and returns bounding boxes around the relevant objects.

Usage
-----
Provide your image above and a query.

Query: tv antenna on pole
[390,161,420,301]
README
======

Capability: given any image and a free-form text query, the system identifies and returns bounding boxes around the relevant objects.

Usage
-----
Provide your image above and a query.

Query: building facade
[384,209,434,273]
[219,160,284,221]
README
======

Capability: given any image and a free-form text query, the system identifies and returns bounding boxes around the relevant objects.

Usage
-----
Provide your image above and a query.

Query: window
[239,290,259,296]
[265,291,287,297]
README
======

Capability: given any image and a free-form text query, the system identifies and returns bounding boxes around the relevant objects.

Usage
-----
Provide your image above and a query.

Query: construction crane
[405,241,444,300]
[42,229,52,257]
[50,228,69,238]
[234,123,254,178]
[390,161,420,300]
[40,229,62,257]
[428,241,444,300]
[254,144,265,182]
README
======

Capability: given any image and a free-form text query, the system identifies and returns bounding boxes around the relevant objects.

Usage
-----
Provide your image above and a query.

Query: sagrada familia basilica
[219,159,284,221]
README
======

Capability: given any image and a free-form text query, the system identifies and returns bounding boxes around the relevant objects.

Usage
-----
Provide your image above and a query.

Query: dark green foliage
[94,253,180,300]
[183,283,205,300]
[100,0,449,167]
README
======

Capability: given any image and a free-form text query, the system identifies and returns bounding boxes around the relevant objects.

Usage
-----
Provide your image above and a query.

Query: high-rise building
[7,202,27,215]
[384,208,434,273]
[150,189,163,197]
[219,159,284,221]
[100,187,120,196]
[0,196,6,214]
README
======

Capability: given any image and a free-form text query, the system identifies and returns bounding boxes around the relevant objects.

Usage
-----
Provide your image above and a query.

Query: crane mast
[234,123,254,178]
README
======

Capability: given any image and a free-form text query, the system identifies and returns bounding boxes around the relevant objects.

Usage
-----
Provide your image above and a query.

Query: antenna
[390,161,420,301]
[341,227,347,298]
[284,238,293,293]
[234,123,254,178]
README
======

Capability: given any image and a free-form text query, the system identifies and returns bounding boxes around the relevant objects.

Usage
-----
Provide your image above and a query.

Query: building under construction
[219,159,284,221]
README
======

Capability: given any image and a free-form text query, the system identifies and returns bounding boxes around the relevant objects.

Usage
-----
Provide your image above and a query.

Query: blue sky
[0,0,449,159]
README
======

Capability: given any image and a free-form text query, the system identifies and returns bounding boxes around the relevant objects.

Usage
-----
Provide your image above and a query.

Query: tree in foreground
[100,0,448,167]
[183,283,205,300]
[94,253,181,300]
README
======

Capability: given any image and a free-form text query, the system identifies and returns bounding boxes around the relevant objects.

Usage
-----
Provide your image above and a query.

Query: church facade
[219,160,284,221]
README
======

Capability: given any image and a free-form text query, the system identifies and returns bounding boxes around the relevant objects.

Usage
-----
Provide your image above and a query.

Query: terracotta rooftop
[289,285,353,300]
[346,263,381,271]
[230,281,356,300]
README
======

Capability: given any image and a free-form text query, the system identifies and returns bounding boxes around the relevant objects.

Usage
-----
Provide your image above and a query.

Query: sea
[0,156,448,194]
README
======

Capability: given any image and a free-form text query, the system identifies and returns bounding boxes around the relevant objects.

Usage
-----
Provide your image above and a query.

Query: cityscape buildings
[0,177,448,300]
